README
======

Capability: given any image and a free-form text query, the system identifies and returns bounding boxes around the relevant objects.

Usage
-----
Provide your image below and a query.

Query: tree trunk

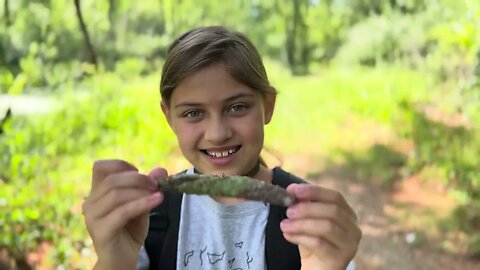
[74,0,98,68]
[285,0,309,75]
[108,0,116,40]
[4,0,10,26]
[298,0,309,74]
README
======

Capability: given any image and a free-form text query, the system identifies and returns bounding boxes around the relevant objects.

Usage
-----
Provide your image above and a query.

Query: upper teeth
[207,149,236,157]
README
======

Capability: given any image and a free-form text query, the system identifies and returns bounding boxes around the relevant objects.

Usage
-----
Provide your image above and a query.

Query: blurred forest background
[0,0,479,269]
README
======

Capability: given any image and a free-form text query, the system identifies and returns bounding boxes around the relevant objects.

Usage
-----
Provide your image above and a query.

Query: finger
[148,167,168,181]
[100,191,163,237]
[283,232,337,257]
[288,184,357,220]
[90,171,157,203]
[89,188,155,219]
[280,218,348,250]
[286,202,356,232]
[287,183,346,204]
[92,159,138,189]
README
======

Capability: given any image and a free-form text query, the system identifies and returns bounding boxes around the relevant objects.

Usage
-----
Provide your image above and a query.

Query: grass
[265,61,430,155]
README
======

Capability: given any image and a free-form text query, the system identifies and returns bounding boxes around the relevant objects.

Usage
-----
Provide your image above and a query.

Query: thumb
[148,167,168,181]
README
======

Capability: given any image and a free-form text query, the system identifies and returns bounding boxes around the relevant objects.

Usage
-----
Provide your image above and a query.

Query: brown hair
[160,26,276,106]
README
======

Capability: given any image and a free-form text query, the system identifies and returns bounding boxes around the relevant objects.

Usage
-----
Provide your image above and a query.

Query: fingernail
[296,185,308,197]
[148,192,161,203]
[286,207,297,218]
[280,220,292,231]
[287,183,298,191]
[149,180,158,190]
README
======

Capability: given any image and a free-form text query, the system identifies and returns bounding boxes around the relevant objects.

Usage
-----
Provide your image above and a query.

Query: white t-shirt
[175,193,268,269]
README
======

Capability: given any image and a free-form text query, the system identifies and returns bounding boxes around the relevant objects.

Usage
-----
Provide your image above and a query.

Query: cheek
[250,125,265,144]
[174,123,200,149]
[235,114,265,144]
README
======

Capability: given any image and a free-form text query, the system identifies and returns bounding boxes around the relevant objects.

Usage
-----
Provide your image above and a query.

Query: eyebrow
[174,93,254,108]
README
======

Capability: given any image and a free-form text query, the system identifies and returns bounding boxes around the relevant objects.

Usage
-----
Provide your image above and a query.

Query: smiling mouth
[201,146,241,158]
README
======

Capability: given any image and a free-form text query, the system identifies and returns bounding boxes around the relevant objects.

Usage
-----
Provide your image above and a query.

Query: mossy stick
[156,174,296,207]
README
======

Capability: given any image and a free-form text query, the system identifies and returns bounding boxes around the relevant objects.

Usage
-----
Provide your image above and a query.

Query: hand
[281,183,362,270]
[81,159,166,270]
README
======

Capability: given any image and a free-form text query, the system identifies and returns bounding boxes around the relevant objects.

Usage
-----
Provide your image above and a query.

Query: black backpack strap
[144,192,169,269]
[145,171,185,270]
[272,166,305,188]
[265,167,305,270]
[157,192,182,269]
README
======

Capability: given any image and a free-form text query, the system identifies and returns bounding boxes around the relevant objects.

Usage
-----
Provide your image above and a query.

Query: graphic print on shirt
[199,246,207,266]
[246,252,253,269]
[207,251,225,264]
[184,250,194,267]
[182,242,255,269]
[228,258,235,268]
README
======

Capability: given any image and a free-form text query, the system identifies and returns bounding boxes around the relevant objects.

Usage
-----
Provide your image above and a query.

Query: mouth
[200,145,241,158]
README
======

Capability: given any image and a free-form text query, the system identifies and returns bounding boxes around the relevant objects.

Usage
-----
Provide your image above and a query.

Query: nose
[204,115,232,145]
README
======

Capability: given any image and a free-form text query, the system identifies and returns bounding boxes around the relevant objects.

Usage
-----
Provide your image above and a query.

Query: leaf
[8,74,28,95]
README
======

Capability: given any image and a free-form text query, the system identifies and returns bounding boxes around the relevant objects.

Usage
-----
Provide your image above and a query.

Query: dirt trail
[300,165,480,270]
[0,94,54,115]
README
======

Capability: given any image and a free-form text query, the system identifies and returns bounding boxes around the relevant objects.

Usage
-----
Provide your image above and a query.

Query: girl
[82,26,361,270]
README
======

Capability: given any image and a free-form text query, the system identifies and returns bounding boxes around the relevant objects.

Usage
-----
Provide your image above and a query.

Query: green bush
[0,72,175,268]
[397,100,480,255]
[336,13,429,66]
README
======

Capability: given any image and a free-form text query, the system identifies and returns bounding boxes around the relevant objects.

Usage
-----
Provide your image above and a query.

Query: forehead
[170,65,258,105]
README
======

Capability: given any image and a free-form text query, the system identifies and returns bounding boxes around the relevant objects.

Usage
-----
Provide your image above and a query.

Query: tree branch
[73,0,98,68]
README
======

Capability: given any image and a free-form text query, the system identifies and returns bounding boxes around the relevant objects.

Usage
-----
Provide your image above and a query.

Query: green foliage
[0,68,14,93]
[1,0,480,267]
[336,13,430,66]
[399,1,480,254]
[405,107,480,195]
[0,72,175,268]
[334,144,407,186]
[333,0,480,255]
[397,101,480,254]
[266,63,429,154]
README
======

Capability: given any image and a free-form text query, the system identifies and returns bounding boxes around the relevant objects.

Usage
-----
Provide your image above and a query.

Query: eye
[228,103,249,113]
[183,110,203,119]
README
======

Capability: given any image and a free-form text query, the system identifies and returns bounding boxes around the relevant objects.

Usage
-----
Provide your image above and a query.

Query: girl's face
[161,64,276,176]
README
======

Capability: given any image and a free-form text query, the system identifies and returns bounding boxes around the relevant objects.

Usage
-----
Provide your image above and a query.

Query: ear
[161,100,173,128]
[263,91,276,125]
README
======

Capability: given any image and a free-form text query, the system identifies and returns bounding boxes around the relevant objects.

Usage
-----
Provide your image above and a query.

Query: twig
[156,174,296,207]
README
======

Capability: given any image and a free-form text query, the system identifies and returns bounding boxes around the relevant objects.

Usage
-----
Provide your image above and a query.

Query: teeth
[207,148,237,157]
